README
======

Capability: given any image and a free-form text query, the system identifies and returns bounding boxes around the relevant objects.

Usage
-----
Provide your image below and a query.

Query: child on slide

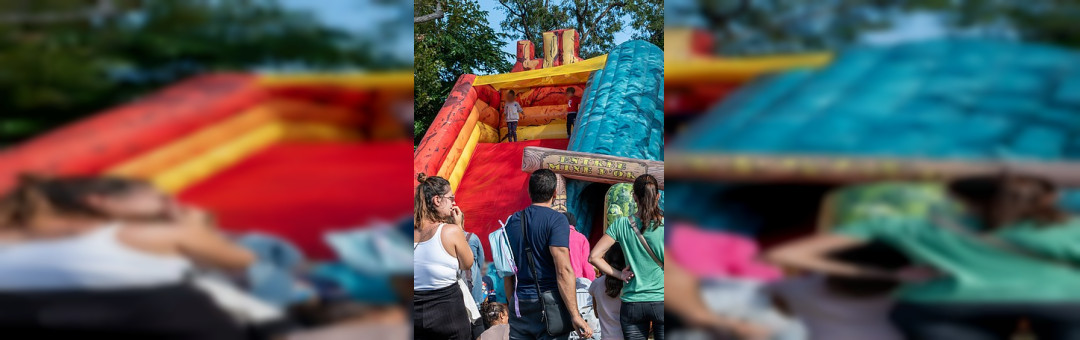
[503,90,522,142]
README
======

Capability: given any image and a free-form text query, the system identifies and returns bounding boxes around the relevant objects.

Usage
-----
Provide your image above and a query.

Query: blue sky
[278,0,413,63]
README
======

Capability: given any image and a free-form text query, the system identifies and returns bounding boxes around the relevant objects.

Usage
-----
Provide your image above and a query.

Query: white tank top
[0,223,193,291]
[413,224,459,291]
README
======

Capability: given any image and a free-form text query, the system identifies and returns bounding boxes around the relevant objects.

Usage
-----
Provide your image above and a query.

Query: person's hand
[894,265,943,282]
[168,204,213,229]
[727,320,772,340]
[451,206,464,226]
[617,267,634,283]
[571,314,593,338]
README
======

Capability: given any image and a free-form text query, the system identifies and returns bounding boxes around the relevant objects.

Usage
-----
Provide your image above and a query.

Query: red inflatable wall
[413,74,478,181]
[0,74,263,193]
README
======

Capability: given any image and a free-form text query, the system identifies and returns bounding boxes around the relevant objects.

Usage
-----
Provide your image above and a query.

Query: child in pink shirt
[564,212,596,281]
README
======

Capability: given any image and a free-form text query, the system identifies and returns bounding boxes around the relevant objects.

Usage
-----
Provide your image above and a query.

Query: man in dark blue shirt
[504,169,591,339]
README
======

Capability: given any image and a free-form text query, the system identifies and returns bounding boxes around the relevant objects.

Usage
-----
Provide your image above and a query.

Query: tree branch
[414,1,444,23]
[580,1,624,45]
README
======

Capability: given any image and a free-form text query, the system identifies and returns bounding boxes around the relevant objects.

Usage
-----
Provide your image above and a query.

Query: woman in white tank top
[0,175,256,291]
[413,173,475,340]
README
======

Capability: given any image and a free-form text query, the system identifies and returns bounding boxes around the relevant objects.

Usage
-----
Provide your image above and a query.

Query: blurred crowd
[0,174,412,339]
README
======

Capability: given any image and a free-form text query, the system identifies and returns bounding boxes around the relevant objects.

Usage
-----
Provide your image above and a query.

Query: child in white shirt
[504,90,522,142]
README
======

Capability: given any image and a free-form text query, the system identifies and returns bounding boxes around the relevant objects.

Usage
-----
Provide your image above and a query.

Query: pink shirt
[669,223,782,281]
[568,226,596,281]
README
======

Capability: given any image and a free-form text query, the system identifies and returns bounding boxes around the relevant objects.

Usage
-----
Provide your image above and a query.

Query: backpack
[488,213,518,278]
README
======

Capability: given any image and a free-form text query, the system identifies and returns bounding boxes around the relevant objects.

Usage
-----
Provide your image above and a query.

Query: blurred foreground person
[412,173,476,340]
[770,174,1080,340]
[0,175,256,339]
[590,174,665,340]
[769,242,907,340]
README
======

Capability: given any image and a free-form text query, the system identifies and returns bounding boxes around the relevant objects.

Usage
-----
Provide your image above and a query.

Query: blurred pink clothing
[670,223,782,281]
[569,226,596,281]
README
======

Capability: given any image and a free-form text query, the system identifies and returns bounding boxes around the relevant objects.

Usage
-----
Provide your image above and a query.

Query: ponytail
[414,173,452,228]
[632,174,663,231]
[0,174,51,228]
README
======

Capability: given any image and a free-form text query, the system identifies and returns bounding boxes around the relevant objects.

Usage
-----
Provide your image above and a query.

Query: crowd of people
[0,174,411,339]
[663,173,1080,340]
[413,169,665,340]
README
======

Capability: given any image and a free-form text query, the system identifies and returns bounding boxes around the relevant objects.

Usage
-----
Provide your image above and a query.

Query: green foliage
[414,0,511,143]
[694,0,1080,55]
[0,0,402,145]
[625,0,663,49]
[496,0,662,59]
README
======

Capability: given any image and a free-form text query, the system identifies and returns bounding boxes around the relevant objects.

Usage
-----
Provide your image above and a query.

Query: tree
[680,0,1080,55]
[624,0,663,49]
[414,0,511,143]
[496,0,662,58]
[0,0,404,145]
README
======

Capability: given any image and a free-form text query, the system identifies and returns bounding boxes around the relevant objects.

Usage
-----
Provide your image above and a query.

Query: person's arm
[176,223,256,271]
[666,250,771,339]
[552,245,592,337]
[443,224,474,271]
[504,274,515,306]
[765,233,888,278]
[589,234,631,282]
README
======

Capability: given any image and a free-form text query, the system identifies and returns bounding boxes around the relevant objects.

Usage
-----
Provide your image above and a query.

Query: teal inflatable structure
[669,39,1080,232]
[566,40,665,237]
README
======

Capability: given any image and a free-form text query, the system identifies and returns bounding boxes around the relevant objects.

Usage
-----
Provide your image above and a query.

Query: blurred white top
[413,223,458,291]
[770,274,902,340]
[0,224,192,290]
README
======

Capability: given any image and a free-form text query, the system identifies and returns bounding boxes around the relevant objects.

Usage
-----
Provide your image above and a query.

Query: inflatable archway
[414,32,665,257]
[664,31,1080,238]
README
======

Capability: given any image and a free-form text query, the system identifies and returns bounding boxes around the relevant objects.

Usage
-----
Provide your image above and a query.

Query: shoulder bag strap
[932,213,1080,271]
[629,217,664,270]
[521,209,546,297]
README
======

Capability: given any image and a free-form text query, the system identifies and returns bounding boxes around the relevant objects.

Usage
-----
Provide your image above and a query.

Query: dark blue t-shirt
[504,205,570,300]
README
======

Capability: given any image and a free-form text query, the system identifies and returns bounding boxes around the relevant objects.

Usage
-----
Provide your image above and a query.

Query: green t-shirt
[837,216,1080,303]
[606,216,664,302]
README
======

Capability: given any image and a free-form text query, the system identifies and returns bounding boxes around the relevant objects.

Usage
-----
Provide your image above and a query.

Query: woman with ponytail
[413,173,475,339]
[769,173,1080,340]
[589,174,665,340]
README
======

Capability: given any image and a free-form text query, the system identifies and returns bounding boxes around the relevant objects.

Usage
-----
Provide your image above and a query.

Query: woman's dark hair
[604,244,626,298]
[947,173,1067,230]
[480,302,507,328]
[414,173,452,228]
[633,174,663,231]
[0,174,149,229]
[823,241,911,297]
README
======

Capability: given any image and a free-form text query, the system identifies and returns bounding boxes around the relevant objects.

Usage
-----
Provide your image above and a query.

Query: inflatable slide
[413,30,665,257]
[664,31,1080,242]
[0,73,414,259]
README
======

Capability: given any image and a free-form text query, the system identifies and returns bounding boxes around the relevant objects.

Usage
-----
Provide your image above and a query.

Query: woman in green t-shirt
[769,174,1080,340]
[590,174,665,340]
